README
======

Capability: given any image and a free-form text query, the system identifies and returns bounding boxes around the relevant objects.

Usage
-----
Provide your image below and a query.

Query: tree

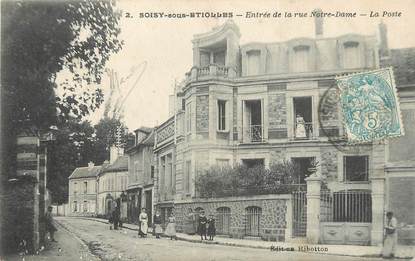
[1,0,123,177]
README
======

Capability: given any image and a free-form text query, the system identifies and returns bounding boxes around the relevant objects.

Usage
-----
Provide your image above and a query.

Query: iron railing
[245,207,262,237]
[249,125,263,142]
[320,190,372,223]
[216,210,231,235]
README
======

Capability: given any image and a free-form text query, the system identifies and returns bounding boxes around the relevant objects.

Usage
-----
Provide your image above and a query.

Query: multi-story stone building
[68,162,100,216]
[154,19,415,245]
[125,127,155,223]
[96,147,128,216]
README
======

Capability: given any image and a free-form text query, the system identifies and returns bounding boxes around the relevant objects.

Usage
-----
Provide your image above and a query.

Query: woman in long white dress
[139,208,148,238]
[165,212,177,240]
[295,114,306,138]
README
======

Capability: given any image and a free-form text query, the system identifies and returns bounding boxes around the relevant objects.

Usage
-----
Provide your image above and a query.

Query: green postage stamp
[336,68,404,143]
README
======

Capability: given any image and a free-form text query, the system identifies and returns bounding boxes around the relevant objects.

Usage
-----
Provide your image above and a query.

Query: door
[145,190,153,225]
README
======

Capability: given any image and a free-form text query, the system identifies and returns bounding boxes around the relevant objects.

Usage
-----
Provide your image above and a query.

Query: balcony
[249,125,264,143]
[155,116,175,147]
[294,122,314,140]
[185,64,236,83]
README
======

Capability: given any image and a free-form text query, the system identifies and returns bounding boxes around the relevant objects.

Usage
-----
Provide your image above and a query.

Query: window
[291,45,310,72]
[243,100,263,142]
[200,51,210,67]
[217,100,227,131]
[344,156,369,182]
[185,161,191,193]
[74,182,78,195]
[242,159,264,168]
[83,181,88,194]
[216,159,230,168]
[293,97,313,139]
[343,41,361,69]
[186,102,192,133]
[134,161,139,182]
[73,201,77,212]
[83,201,88,212]
[150,165,155,179]
[213,50,226,65]
[246,50,260,76]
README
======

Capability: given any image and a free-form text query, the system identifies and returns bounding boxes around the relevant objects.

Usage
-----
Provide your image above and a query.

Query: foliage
[195,161,303,198]
[1,0,123,176]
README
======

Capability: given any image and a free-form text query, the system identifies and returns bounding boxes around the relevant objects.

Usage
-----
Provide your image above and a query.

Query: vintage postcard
[1,0,415,260]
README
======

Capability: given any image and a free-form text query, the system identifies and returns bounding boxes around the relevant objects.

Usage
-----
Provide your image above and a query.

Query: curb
[70,217,413,259]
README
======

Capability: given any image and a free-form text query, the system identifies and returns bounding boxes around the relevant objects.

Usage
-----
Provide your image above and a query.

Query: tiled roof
[101,155,128,173]
[381,48,415,87]
[69,166,101,179]
[125,129,155,153]
[135,126,153,134]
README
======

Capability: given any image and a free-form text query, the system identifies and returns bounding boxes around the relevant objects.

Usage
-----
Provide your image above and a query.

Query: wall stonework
[268,93,287,128]
[196,95,209,132]
[321,147,338,181]
[270,149,287,163]
[173,196,288,241]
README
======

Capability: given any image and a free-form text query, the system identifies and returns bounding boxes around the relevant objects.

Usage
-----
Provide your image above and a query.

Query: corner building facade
[154,20,401,244]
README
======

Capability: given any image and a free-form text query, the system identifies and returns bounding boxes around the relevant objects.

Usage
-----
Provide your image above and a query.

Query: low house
[68,162,100,216]
[96,146,128,217]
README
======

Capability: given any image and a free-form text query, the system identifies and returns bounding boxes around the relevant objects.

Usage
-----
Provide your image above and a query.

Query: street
[48,217,384,261]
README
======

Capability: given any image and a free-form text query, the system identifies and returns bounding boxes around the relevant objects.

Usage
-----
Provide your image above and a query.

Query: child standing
[207,214,216,241]
[198,211,208,240]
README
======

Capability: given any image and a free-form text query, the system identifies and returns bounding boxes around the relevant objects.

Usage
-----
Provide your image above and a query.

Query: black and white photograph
[1,0,414,260]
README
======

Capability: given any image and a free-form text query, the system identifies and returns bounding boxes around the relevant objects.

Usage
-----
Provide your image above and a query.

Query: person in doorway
[185,208,196,235]
[207,214,216,241]
[198,211,208,240]
[295,113,306,138]
[45,206,57,242]
[382,211,398,259]
[165,212,177,240]
[153,210,163,239]
[139,208,148,238]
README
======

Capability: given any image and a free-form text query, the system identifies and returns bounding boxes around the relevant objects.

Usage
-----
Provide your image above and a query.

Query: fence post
[305,175,322,244]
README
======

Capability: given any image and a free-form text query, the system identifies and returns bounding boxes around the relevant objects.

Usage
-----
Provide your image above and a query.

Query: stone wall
[173,195,289,241]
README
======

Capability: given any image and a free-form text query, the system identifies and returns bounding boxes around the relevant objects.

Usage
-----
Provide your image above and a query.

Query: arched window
[291,45,310,72]
[216,207,231,235]
[245,206,262,236]
[246,50,261,76]
[343,41,361,69]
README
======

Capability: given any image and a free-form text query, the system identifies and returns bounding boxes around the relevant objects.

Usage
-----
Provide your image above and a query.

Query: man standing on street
[45,206,57,242]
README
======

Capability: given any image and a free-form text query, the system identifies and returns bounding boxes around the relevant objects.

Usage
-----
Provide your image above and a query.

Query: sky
[88,0,415,131]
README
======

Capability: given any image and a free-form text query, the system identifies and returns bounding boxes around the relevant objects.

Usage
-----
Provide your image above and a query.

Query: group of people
[196,211,216,241]
[137,208,177,240]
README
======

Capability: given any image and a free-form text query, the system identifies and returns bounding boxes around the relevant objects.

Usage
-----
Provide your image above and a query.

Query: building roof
[126,129,155,153]
[134,126,153,134]
[69,166,101,180]
[381,48,415,87]
[101,155,128,173]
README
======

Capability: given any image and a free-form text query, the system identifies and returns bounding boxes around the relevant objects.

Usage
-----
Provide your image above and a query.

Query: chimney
[313,8,324,38]
[110,145,124,164]
[378,21,390,58]
[88,161,95,170]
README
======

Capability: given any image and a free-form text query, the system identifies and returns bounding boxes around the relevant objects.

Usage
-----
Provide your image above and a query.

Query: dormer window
[246,50,261,76]
[343,41,361,69]
[291,45,310,72]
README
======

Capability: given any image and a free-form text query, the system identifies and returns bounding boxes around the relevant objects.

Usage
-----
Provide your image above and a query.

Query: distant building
[96,146,128,217]
[68,162,100,216]
[125,127,155,223]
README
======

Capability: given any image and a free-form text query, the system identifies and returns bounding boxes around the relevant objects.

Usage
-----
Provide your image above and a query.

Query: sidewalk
[3,221,99,261]
[78,217,415,259]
